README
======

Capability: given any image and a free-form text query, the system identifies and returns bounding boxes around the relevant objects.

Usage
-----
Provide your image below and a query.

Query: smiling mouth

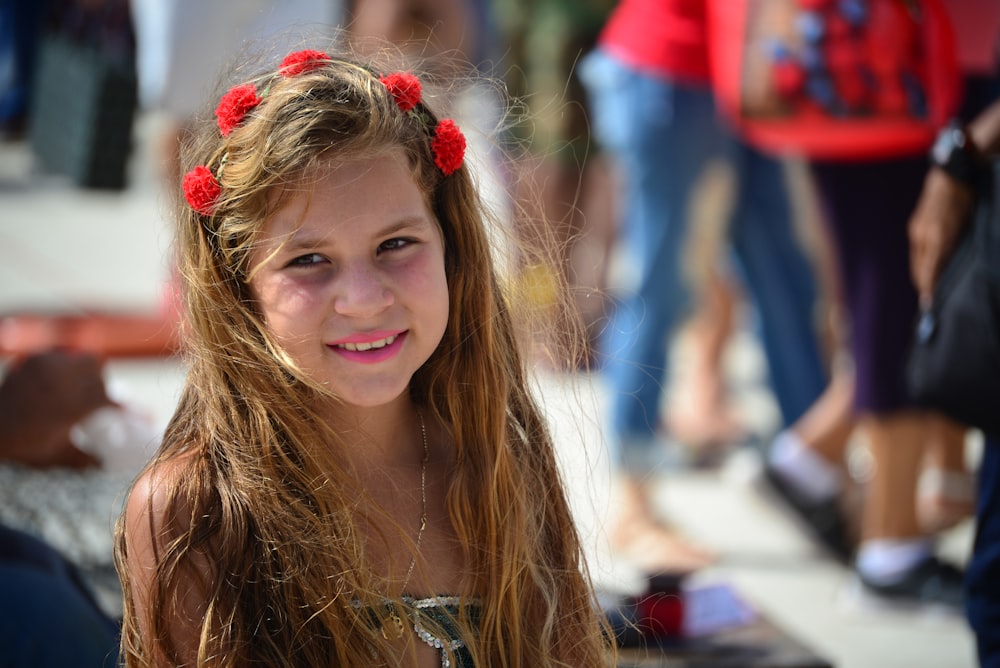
[335,334,398,352]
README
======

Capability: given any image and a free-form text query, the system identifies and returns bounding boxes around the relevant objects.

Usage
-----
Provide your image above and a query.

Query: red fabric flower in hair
[215,83,262,136]
[431,119,466,176]
[183,166,221,215]
[379,72,422,113]
[279,49,328,77]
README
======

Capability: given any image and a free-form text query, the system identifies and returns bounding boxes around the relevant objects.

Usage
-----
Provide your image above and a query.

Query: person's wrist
[930,119,988,188]
[926,164,975,205]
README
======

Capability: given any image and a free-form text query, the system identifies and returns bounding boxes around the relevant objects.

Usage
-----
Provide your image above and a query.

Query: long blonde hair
[115,43,610,667]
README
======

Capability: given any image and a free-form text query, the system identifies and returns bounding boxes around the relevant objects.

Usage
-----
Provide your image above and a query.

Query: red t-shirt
[598,0,710,83]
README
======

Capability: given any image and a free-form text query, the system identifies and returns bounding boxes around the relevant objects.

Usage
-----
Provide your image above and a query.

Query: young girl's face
[248,151,449,410]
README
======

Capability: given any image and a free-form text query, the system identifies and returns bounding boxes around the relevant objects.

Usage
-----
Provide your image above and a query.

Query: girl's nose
[332,263,394,317]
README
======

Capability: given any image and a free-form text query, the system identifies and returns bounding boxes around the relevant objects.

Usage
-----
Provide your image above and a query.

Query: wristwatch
[930,120,984,187]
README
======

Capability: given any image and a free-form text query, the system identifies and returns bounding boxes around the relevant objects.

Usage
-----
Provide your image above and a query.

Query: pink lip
[328,330,406,364]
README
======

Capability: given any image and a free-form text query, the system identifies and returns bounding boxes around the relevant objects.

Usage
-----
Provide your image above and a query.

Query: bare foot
[613,516,716,574]
[611,478,715,574]
[665,403,747,450]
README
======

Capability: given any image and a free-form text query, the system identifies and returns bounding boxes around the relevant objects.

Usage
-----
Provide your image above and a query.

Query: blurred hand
[908,168,976,305]
[0,351,113,469]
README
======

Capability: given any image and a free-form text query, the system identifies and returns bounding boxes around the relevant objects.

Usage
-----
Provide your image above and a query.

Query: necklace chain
[400,409,428,595]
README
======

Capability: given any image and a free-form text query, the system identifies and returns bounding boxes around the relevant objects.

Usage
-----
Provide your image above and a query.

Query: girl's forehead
[258,154,437,242]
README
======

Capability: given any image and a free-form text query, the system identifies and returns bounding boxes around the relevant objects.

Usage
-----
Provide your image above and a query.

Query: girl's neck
[325,396,427,471]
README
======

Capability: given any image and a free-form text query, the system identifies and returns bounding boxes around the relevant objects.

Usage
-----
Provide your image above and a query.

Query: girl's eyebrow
[280,216,434,251]
[369,216,435,237]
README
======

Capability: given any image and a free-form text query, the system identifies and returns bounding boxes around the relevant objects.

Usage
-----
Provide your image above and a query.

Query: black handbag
[906,161,1000,438]
[28,33,137,190]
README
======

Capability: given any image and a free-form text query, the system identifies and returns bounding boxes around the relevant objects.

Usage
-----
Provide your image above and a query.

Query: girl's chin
[319,384,414,412]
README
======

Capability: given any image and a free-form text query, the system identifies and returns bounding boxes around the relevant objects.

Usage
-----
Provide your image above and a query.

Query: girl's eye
[288,253,326,267]
[378,238,411,253]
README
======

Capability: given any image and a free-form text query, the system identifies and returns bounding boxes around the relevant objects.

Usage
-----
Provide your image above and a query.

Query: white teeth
[339,335,397,352]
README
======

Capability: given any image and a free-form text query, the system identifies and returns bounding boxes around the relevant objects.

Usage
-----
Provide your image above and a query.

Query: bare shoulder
[122,450,208,665]
[123,449,205,577]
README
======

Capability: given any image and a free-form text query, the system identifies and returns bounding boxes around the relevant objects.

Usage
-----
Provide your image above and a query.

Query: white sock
[768,430,842,503]
[856,539,933,585]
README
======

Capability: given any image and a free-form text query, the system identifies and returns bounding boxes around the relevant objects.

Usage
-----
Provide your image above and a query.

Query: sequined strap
[404,596,476,668]
[356,596,480,668]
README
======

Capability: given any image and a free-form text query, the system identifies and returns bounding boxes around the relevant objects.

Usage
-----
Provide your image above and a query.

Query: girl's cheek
[399,248,446,285]
[258,277,328,319]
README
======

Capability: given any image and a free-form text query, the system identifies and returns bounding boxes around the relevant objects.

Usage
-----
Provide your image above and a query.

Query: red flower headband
[431,119,466,177]
[183,53,466,215]
[215,83,262,137]
[182,165,222,216]
[378,71,467,176]
[278,49,328,77]
[379,72,422,113]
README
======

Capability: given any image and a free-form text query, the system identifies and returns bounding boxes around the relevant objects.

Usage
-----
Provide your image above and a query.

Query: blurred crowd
[1,0,999,666]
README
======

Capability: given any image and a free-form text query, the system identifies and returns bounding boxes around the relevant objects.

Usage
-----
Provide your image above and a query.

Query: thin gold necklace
[401,408,429,593]
[384,409,428,640]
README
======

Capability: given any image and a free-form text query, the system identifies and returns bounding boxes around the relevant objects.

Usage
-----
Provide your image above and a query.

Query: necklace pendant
[382,610,406,640]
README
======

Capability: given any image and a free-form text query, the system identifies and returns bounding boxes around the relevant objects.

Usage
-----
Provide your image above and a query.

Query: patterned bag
[29,34,137,190]
[707,0,962,159]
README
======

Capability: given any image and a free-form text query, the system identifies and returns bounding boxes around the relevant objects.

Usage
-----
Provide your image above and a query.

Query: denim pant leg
[0,0,50,123]
[580,50,723,471]
[968,438,1000,667]
[727,141,827,427]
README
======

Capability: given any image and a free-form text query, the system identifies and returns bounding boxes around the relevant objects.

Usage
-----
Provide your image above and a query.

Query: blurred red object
[634,591,685,638]
[630,572,687,638]
[0,312,179,359]
[795,0,834,9]
[773,59,807,98]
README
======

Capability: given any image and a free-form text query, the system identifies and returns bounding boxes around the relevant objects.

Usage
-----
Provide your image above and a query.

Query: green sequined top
[361,596,480,668]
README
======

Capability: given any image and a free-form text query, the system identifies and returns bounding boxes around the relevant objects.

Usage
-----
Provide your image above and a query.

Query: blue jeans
[0,525,119,668]
[579,49,827,470]
[0,0,50,124]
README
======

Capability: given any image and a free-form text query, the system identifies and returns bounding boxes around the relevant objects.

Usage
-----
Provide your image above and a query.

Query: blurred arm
[0,351,111,468]
[909,99,1000,302]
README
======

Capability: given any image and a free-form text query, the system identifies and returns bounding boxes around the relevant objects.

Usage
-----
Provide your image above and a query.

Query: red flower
[379,72,422,113]
[431,119,466,176]
[183,165,221,215]
[279,49,328,77]
[772,59,806,99]
[215,83,262,136]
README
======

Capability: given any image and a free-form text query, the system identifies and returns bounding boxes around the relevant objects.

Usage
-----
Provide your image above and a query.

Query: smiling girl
[114,45,610,667]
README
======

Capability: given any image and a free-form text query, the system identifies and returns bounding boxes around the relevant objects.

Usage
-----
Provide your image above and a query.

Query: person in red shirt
[579,0,832,571]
